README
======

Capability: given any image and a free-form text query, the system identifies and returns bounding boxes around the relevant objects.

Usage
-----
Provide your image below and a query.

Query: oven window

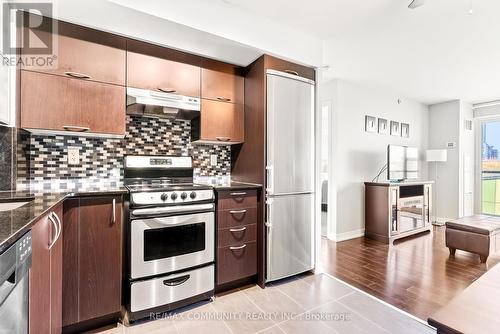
[144,223,206,261]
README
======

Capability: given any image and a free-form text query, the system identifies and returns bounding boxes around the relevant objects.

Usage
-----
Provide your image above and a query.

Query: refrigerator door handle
[265,198,273,229]
[266,165,274,195]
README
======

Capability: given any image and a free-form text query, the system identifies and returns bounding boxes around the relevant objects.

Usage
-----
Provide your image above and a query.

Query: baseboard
[335,229,365,242]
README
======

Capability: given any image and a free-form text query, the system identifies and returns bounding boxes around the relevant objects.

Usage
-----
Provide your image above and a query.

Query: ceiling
[226,0,500,105]
[61,0,500,105]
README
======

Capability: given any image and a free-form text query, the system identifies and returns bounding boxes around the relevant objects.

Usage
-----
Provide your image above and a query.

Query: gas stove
[124,155,215,321]
[123,155,214,206]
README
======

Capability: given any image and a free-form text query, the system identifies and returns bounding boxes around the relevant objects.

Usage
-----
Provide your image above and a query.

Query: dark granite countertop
[0,184,128,254]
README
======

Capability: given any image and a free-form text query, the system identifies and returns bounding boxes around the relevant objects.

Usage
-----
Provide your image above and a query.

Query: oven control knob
[190,192,197,199]
[181,192,188,200]
[171,193,178,200]
[160,193,169,201]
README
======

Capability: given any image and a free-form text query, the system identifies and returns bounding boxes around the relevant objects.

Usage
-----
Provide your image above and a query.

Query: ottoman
[446,215,500,263]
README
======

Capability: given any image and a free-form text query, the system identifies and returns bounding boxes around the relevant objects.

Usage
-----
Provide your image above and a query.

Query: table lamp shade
[426,149,447,162]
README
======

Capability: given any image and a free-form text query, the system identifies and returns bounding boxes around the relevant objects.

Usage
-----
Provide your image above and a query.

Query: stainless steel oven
[130,209,214,279]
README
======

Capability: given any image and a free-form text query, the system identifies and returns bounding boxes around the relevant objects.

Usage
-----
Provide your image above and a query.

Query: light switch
[67,147,80,165]
[210,154,217,166]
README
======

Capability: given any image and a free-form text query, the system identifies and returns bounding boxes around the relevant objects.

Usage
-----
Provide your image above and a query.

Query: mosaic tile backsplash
[17,115,231,186]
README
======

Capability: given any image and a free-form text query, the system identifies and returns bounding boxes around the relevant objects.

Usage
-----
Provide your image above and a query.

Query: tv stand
[364,181,433,244]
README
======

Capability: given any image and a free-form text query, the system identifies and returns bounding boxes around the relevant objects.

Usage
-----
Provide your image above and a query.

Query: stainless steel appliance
[124,155,215,321]
[265,70,315,282]
[0,231,32,334]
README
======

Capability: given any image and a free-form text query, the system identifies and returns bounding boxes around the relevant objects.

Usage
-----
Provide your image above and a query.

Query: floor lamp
[426,149,448,226]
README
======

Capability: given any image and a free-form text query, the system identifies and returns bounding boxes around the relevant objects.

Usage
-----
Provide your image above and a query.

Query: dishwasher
[0,231,32,334]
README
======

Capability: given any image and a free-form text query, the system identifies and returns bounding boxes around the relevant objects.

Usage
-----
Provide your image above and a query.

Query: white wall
[428,100,475,220]
[322,80,429,239]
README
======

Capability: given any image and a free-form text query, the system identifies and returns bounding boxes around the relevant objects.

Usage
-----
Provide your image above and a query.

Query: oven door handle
[163,274,190,287]
[132,203,214,216]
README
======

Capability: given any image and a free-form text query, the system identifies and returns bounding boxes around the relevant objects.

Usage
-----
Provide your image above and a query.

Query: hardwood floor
[319,226,500,321]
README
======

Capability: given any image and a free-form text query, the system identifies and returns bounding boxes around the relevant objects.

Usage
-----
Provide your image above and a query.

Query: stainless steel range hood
[126,87,200,120]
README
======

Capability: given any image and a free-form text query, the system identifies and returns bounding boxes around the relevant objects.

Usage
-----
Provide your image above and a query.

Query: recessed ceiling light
[408,0,426,9]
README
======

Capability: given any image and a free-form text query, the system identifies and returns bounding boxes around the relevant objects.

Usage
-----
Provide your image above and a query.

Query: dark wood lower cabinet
[62,196,122,332]
[29,203,63,334]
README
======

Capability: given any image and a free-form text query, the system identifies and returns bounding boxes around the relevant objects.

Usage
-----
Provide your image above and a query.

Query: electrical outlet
[210,154,217,166]
[67,147,80,165]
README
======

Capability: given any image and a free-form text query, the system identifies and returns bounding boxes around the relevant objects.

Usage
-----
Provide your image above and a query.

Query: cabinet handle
[229,209,247,214]
[230,192,247,197]
[230,244,247,251]
[112,198,116,224]
[284,70,299,76]
[52,212,62,244]
[157,88,176,93]
[48,213,59,250]
[216,97,231,102]
[229,227,247,233]
[62,125,90,132]
[215,136,231,142]
[64,71,91,79]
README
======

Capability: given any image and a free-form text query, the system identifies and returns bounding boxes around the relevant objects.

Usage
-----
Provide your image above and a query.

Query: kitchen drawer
[217,242,257,285]
[218,224,257,248]
[130,265,214,313]
[217,190,257,210]
[217,207,257,229]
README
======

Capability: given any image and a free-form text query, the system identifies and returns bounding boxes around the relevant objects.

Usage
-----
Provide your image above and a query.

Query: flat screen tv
[387,145,418,181]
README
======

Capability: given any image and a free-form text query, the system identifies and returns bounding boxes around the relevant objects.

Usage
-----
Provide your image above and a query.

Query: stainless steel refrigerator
[265,69,315,282]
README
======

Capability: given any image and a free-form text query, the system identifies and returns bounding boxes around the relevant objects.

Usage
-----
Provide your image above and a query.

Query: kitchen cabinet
[197,99,244,144]
[216,189,258,286]
[29,203,63,334]
[127,46,201,97]
[201,68,244,105]
[20,70,125,135]
[62,196,122,331]
[20,14,126,86]
[264,55,316,81]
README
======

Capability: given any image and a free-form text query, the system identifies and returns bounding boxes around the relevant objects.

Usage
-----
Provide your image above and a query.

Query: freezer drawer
[266,194,314,282]
[266,72,315,195]
[130,265,214,312]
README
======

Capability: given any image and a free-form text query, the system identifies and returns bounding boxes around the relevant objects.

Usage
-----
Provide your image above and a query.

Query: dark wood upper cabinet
[198,99,244,144]
[127,42,201,97]
[264,55,316,81]
[20,13,126,86]
[201,68,244,104]
[62,196,122,330]
[29,203,63,334]
[20,70,126,135]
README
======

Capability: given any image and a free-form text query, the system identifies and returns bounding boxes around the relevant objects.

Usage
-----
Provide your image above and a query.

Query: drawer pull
[230,244,247,251]
[163,274,190,287]
[158,87,176,93]
[284,70,299,76]
[216,97,231,102]
[229,209,247,215]
[230,192,247,197]
[229,227,247,233]
[216,136,231,142]
[64,71,91,79]
[63,125,90,132]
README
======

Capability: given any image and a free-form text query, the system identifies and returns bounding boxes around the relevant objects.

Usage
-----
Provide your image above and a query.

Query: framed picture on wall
[365,115,377,133]
[401,123,409,138]
[378,118,388,135]
[390,121,400,136]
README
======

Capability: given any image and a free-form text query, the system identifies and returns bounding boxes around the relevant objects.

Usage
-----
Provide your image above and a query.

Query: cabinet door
[200,99,244,143]
[20,70,125,135]
[127,51,200,97]
[62,199,79,327]
[201,68,244,104]
[264,55,315,81]
[29,213,53,334]
[20,14,126,86]
[78,196,122,323]
[50,205,63,334]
